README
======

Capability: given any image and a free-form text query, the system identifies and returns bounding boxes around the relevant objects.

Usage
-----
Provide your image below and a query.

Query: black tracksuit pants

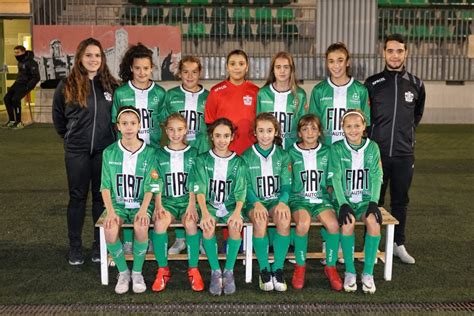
[379,155,415,246]
[4,82,29,123]
[65,150,105,249]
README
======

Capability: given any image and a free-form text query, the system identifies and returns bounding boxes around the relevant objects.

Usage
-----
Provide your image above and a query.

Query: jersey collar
[118,139,146,155]
[251,143,276,160]
[180,84,204,96]
[209,149,236,161]
[164,145,191,154]
[294,142,322,153]
[327,77,354,89]
[270,83,291,95]
[128,80,155,93]
[343,138,370,153]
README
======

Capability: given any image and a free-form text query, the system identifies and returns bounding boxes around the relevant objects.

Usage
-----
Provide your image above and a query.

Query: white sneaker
[272,269,287,292]
[361,273,376,294]
[343,272,357,292]
[393,243,415,264]
[123,241,133,255]
[168,238,186,255]
[115,270,131,294]
[131,271,147,293]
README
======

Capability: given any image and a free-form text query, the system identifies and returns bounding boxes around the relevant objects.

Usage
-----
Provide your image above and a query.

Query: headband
[342,111,365,123]
[117,108,140,121]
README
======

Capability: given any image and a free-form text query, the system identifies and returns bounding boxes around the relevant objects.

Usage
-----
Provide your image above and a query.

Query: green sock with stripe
[107,239,128,273]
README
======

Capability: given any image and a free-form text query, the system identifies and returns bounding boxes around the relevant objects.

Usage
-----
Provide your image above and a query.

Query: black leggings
[65,151,104,248]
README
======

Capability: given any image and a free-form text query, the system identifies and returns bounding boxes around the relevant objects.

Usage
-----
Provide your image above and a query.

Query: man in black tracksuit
[365,34,425,264]
[3,45,40,129]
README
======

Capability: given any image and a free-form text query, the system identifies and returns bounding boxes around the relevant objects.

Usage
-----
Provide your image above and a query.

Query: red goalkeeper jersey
[205,80,259,155]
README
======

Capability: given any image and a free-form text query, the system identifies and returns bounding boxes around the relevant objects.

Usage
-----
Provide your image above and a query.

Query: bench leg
[100,226,109,285]
[384,224,395,281]
[244,225,253,283]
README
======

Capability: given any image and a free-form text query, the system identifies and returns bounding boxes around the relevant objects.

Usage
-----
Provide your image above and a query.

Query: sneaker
[324,266,343,291]
[343,272,357,292]
[11,122,24,129]
[115,270,131,294]
[361,273,376,294]
[187,268,205,291]
[168,238,186,255]
[123,241,133,255]
[291,264,306,290]
[393,243,415,264]
[131,271,147,293]
[272,269,287,292]
[1,121,15,128]
[67,247,84,265]
[209,270,223,296]
[152,267,171,292]
[259,267,274,291]
[222,269,236,295]
[91,242,101,263]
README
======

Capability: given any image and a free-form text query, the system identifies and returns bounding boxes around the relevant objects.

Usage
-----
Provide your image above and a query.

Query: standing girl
[205,50,259,155]
[53,37,119,265]
[193,118,246,296]
[309,42,370,146]
[288,114,342,291]
[165,56,209,255]
[101,106,160,294]
[328,109,383,294]
[257,51,307,150]
[112,43,167,148]
[241,113,292,292]
[150,112,204,292]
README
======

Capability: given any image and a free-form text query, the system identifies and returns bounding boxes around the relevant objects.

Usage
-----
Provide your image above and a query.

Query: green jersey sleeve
[369,142,383,203]
[278,151,292,204]
[100,149,112,191]
[328,144,349,207]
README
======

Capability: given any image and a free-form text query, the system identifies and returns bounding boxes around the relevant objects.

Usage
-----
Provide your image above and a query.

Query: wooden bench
[95,207,398,286]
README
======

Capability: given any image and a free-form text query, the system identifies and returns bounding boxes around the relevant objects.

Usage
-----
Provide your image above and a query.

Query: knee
[296,219,310,235]
[366,218,380,235]
[325,220,340,234]
[341,223,354,235]
[253,222,267,237]
[228,227,241,239]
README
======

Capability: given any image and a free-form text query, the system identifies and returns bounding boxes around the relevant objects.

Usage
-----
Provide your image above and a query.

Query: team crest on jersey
[151,169,159,180]
[321,156,328,164]
[243,95,253,106]
[352,92,360,101]
[405,91,414,103]
[153,96,159,104]
[104,92,112,102]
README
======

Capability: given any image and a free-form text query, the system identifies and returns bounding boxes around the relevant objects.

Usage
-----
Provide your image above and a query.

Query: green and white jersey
[101,141,161,211]
[193,150,246,217]
[242,144,291,203]
[309,78,370,146]
[257,84,307,150]
[288,142,331,203]
[112,81,167,148]
[327,138,382,207]
[156,145,197,202]
[165,85,210,154]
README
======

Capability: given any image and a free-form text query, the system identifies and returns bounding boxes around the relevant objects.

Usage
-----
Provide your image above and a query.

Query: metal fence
[32,0,474,81]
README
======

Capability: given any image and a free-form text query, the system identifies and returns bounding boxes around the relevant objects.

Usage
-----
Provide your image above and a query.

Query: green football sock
[107,239,128,273]
[272,232,290,271]
[123,228,133,244]
[152,231,168,268]
[326,232,340,267]
[268,227,276,246]
[224,237,242,271]
[341,234,356,274]
[253,235,271,271]
[202,235,220,271]
[363,234,381,275]
[186,232,200,268]
[289,227,296,246]
[132,239,148,273]
[320,227,328,242]
[175,228,185,239]
[294,233,308,266]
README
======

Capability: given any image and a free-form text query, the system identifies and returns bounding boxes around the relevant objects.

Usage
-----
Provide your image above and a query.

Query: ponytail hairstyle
[265,51,301,110]
[341,109,368,138]
[119,43,154,83]
[325,42,352,77]
[65,38,118,108]
[254,112,283,147]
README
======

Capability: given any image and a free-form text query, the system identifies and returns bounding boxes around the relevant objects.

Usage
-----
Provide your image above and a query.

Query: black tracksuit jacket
[364,67,426,157]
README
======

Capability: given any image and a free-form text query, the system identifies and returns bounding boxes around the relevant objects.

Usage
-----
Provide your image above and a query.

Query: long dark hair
[254,112,283,147]
[65,38,118,108]
[119,43,154,83]
[207,117,236,149]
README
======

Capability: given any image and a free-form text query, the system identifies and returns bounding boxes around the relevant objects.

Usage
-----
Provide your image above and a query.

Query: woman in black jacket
[53,38,119,265]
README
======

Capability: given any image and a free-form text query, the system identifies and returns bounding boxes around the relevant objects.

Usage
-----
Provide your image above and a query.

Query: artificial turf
[0,124,472,305]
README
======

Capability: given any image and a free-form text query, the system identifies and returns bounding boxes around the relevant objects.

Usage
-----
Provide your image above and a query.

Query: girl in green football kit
[328,109,383,294]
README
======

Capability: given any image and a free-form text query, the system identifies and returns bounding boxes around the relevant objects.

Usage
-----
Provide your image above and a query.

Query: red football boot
[291,264,306,289]
[152,267,171,292]
[188,267,205,291]
[324,266,343,291]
